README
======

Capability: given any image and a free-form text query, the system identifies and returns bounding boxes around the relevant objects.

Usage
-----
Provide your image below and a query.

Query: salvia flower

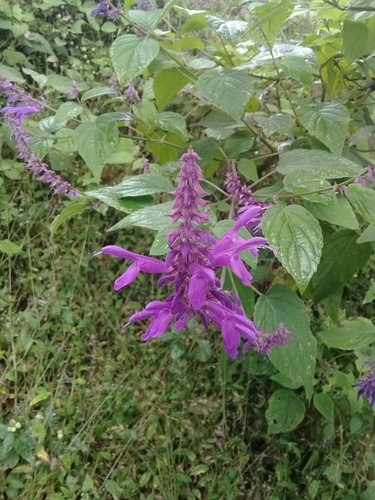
[91,0,121,18]
[0,77,79,198]
[97,147,288,359]
[353,362,375,406]
[354,166,375,188]
[225,163,267,209]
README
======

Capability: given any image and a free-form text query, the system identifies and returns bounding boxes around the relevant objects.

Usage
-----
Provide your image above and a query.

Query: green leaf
[128,9,162,30]
[283,171,333,204]
[266,389,305,434]
[304,197,359,230]
[106,138,139,164]
[156,112,188,138]
[108,202,173,231]
[343,20,375,62]
[300,103,350,155]
[133,100,157,128]
[206,16,248,44]
[53,102,83,128]
[0,63,24,83]
[50,197,91,236]
[87,174,172,212]
[153,67,191,110]
[81,87,118,101]
[363,283,375,305]
[196,69,253,121]
[253,0,293,44]
[313,393,334,422]
[279,56,313,85]
[110,35,159,85]
[346,184,375,226]
[262,204,323,290]
[277,149,363,179]
[104,479,123,500]
[0,239,21,256]
[149,224,175,256]
[357,225,375,244]
[254,285,317,398]
[254,113,294,138]
[237,158,258,181]
[309,230,372,302]
[318,318,375,350]
[74,116,118,181]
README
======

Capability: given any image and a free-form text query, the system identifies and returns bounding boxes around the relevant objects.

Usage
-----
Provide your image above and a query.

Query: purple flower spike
[225,163,267,209]
[354,166,375,188]
[354,362,375,406]
[98,147,288,359]
[0,77,80,198]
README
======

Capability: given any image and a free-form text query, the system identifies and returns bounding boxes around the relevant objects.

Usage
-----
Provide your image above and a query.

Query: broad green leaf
[343,20,375,62]
[309,230,372,302]
[253,0,293,44]
[279,56,313,85]
[262,204,323,290]
[254,113,294,137]
[363,283,375,305]
[74,116,118,181]
[224,130,255,158]
[87,174,172,212]
[300,103,350,155]
[180,12,208,33]
[108,201,173,231]
[206,16,248,44]
[346,184,375,226]
[0,239,21,256]
[304,197,359,230]
[0,63,24,83]
[318,318,375,350]
[277,150,363,179]
[81,87,118,101]
[357,225,375,244]
[50,197,91,236]
[254,285,317,398]
[283,171,333,204]
[128,9,162,30]
[153,67,191,110]
[149,223,175,256]
[53,102,83,128]
[110,35,159,85]
[266,389,305,434]
[237,158,258,181]
[196,69,253,121]
[106,138,139,164]
[156,112,188,138]
[313,393,334,422]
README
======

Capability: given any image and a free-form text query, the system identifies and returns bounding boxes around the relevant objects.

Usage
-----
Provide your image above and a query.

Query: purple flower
[354,362,375,406]
[0,77,80,198]
[124,82,140,104]
[225,163,267,209]
[136,0,157,10]
[354,166,375,188]
[97,147,288,359]
[91,0,121,18]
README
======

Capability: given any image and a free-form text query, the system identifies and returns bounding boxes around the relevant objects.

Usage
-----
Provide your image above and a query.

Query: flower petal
[188,273,208,310]
[114,262,140,290]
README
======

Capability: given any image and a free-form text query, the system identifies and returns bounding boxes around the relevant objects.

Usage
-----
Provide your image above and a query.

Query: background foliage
[1,0,375,498]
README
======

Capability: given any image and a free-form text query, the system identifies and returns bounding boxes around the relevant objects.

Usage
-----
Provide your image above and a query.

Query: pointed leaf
[263,204,323,290]
[254,285,317,398]
[318,318,375,350]
[346,184,375,226]
[266,389,305,434]
[304,197,359,230]
[110,35,159,85]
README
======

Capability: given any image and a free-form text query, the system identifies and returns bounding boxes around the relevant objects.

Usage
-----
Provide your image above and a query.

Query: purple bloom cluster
[354,362,375,406]
[225,165,266,208]
[354,166,375,188]
[97,148,288,359]
[0,77,79,197]
[91,0,121,18]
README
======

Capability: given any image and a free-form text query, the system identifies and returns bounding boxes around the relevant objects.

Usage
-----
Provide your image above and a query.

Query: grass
[1,174,375,499]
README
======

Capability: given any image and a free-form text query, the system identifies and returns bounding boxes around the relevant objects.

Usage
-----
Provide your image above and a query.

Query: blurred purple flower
[91,0,121,18]
[136,0,157,9]
[124,82,140,104]
[0,77,80,197]
[98,147,288,359]
[354,362,375,406]
[354,166,375,188]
